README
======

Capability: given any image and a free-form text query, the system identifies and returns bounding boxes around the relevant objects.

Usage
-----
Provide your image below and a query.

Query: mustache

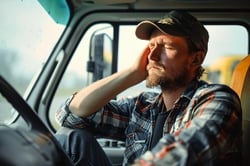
[147,62,165,71]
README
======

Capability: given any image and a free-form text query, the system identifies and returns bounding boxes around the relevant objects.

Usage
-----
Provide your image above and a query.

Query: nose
[148,43,162,62]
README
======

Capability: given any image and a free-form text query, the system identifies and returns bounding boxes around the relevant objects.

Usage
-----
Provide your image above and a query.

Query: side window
[204,25,248,85]
[50,23,113,129]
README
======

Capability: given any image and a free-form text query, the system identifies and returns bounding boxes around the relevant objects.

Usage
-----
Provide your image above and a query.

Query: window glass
[0,1,64,123]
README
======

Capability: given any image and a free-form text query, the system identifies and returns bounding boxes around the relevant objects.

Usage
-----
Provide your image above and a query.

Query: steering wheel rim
[0,75,73,165]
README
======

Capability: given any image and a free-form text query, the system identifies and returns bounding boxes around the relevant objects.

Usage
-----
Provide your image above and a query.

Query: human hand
[130,46,150,82]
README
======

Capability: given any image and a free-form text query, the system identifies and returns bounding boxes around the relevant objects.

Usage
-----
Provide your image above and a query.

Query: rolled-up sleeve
[55,94,135,139]
[55,94,93,128]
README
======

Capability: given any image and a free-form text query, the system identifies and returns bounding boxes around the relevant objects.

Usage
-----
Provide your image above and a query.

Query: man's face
[146,30,195,91]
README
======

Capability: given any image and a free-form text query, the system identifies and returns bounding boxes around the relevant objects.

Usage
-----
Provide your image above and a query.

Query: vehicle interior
[0,0,249,165]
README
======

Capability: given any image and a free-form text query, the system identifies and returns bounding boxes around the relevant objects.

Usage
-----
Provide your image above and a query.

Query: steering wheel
[0,75,73,166]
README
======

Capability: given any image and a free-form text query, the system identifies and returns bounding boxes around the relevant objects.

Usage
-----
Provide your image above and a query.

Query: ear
[192,51,205,66]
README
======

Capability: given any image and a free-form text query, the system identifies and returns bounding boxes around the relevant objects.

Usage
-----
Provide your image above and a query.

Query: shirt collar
[156,79,207,107]
[149,79,207,111]
[181,79,207,100]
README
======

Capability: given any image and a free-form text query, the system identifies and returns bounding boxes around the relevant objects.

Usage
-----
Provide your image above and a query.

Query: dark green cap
[135,10,209,54]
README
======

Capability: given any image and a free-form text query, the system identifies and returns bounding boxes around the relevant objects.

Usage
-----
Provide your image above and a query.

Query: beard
[146,65,189,91]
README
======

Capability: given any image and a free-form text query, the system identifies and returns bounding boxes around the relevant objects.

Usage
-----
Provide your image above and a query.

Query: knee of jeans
[70,129,95,144]
[55,127,96,150]
[55,127,94,144]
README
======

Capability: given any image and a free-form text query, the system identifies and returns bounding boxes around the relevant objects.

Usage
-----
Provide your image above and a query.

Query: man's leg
[55,127,112,166]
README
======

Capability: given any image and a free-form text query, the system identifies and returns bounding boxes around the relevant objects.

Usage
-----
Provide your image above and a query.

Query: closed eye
[164,45,175,50]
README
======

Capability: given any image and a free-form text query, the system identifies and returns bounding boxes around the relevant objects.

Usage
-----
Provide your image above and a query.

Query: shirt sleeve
[55,93,135,140]
[135,84,242,166]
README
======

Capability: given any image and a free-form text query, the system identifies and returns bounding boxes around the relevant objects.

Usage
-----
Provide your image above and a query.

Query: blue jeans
[55,127,112,166]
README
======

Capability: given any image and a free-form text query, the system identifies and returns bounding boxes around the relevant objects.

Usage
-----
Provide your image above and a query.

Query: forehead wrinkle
[162,38,174,45]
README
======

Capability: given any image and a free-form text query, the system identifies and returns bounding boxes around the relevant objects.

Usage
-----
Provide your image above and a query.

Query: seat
[230,55,250,166]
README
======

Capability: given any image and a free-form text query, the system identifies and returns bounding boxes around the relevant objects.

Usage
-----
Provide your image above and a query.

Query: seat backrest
[230,55,250,165]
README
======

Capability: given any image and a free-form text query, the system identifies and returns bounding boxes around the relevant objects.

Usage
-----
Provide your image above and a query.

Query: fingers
[138,46,150,68]
[129,45,150,82]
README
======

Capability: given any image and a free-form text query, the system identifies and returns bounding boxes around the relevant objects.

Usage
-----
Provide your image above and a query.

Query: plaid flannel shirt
[55,80,242,166]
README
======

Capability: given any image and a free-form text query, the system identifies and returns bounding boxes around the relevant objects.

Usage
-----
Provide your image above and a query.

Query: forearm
[69,68,145,117]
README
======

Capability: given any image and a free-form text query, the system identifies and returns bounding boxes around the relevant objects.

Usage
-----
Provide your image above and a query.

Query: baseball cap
[135,10,209,54]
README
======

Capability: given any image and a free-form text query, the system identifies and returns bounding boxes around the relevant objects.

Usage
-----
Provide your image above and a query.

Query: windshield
[0,0,65,123]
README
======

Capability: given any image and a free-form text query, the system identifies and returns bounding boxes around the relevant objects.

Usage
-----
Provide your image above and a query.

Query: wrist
[126,68,147,85]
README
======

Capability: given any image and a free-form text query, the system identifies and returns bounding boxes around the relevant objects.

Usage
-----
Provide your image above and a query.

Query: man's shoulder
[196,81,240,100]
[198,81,235,92]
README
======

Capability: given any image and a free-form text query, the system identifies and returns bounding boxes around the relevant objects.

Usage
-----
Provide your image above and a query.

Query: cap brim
[135,20,187,40]
[135,21,164,40]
